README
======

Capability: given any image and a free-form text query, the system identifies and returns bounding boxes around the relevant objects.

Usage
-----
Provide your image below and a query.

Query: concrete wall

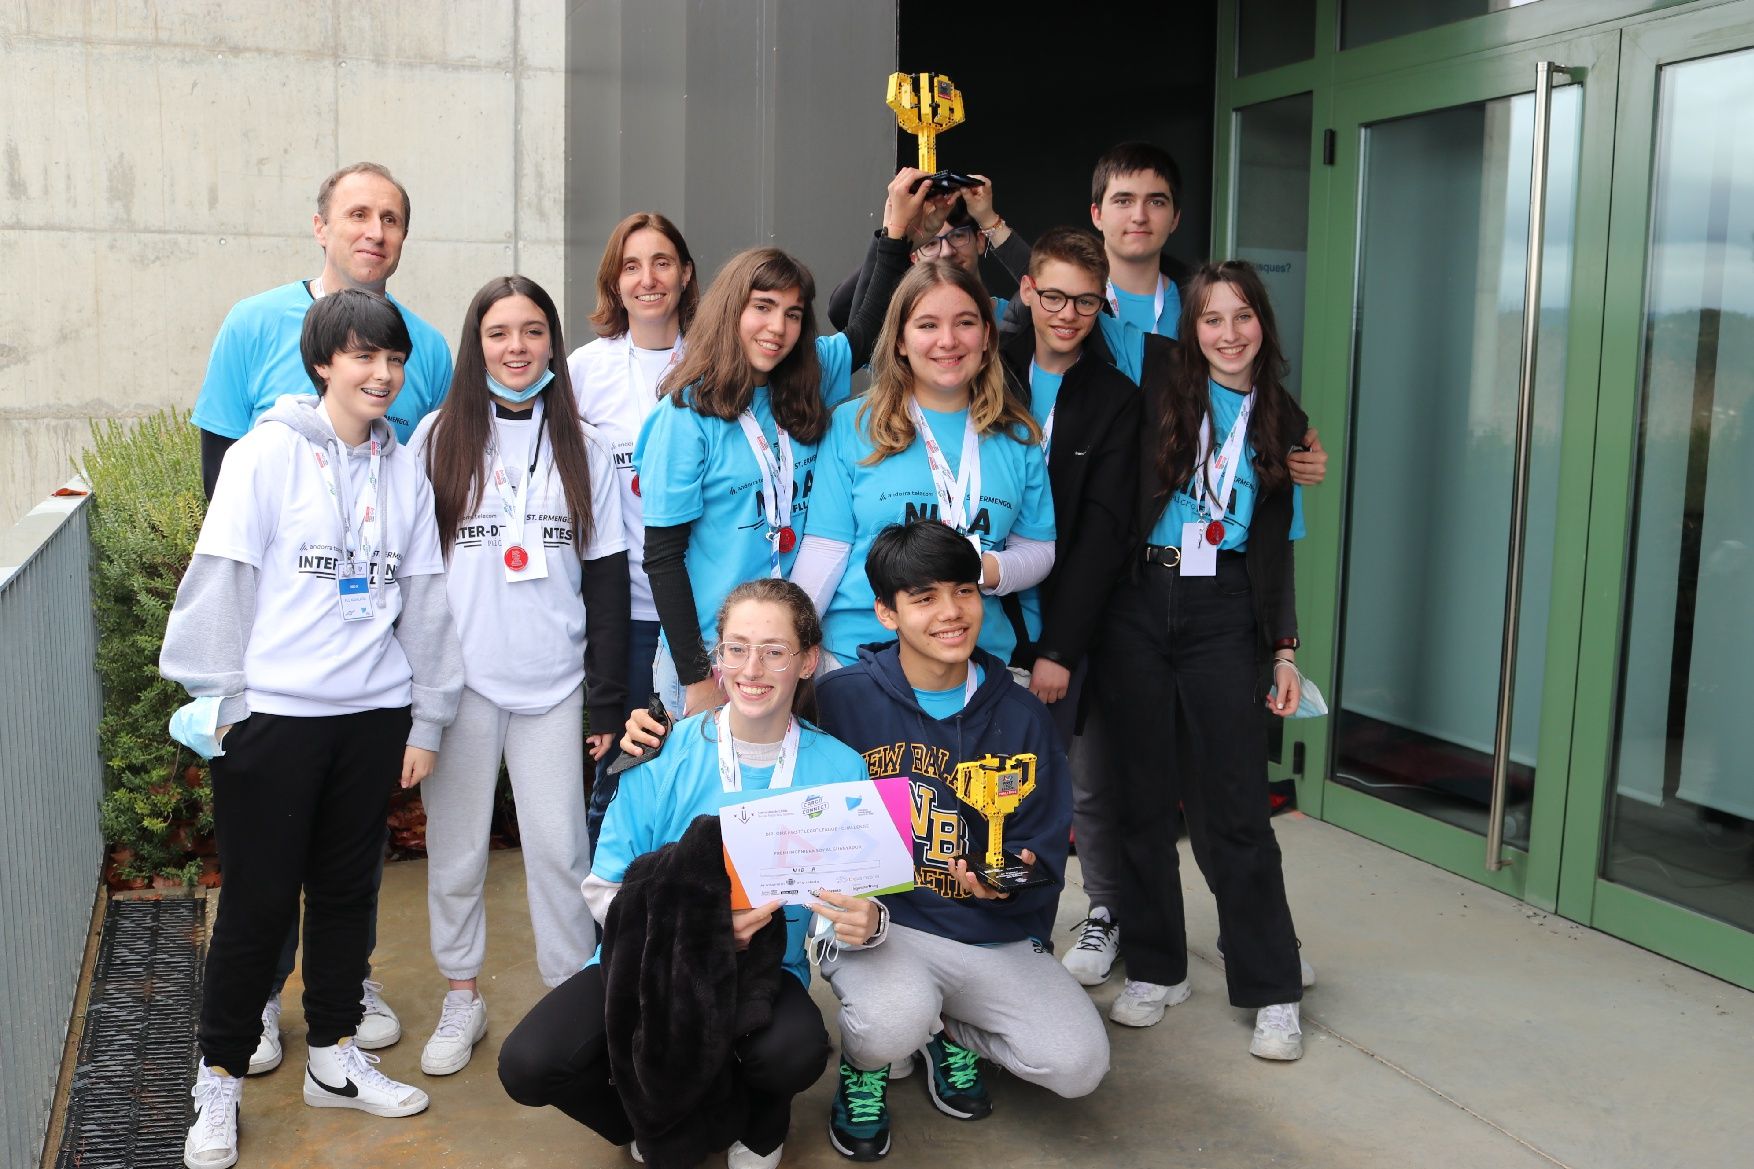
[0,1,569,525]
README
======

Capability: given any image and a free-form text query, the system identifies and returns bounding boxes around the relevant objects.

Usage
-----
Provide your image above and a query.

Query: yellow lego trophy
[948,752,1051,891]
[886,71,981,195]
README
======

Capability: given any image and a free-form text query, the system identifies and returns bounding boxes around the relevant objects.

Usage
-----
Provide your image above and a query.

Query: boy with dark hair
[163,288,463,1169]
[815,521,1106,1162]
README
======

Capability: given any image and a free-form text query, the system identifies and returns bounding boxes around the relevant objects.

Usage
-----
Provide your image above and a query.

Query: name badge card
[337,560,375,621]
[1179,523,1218,576]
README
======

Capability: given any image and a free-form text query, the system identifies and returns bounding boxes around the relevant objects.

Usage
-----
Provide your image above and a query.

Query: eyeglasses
[915,224,979,259]
[1032,287,1106,317]
[712,641,804,671]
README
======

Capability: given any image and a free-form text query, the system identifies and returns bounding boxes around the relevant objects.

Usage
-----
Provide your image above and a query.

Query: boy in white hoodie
[161,289,463,1169]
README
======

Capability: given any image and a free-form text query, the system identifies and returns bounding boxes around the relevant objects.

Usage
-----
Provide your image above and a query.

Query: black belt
[1142,545,1245,570]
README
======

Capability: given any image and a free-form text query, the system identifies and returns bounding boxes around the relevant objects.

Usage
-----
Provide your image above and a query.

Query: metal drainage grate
[56,896,204,1169]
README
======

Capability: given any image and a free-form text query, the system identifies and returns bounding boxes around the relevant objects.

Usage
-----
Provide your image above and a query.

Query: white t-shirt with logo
[196,420,445,717]
[409,408,628,716]
[568,332,686,622]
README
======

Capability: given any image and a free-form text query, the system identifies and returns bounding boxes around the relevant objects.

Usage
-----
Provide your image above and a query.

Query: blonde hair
[858,260,1040,464]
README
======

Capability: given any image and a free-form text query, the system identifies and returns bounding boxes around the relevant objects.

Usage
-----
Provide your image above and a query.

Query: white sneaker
[184,1062,242,1169]
[1216,935,1317,988]
[888,1051,915,1080]
[1107,978,1191,1028]
[628,1142,644,1163]
[356,978,402,1049]
[247,993,282,1075]
[304,1038,430,1117]
[727,1139,783,1169]
[420,990,488,1076]
[1250,1002,1304,1061]
[1062,908,1120,987]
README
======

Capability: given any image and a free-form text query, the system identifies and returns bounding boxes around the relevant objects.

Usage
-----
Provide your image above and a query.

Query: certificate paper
[721,778,916,908]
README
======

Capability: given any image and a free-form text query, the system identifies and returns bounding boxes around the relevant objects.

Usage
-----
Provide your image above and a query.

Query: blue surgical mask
[487,366,556,404]
[169,696,229,761]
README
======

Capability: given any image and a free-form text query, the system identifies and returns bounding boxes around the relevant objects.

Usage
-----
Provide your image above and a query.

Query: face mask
[169,696,229,761]
[487,366,555,404]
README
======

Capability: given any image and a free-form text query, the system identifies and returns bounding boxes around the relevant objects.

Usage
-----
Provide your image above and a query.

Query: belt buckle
[1152,545,1181,569]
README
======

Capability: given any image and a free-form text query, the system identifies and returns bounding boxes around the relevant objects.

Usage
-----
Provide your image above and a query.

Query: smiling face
[898,282,988,402]
[618,226,692,335]
[717,598,816,729]
[1196,281,1263,390]
[480,294,552,395]
[738,286,805,375]
[314,336,406,439]
[314,171,408,293]
[876,578,983,676]
[1022,258,1103,365]
[1090,168,1180,264]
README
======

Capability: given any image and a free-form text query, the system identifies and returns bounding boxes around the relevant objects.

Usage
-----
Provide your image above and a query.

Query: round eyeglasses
[712,641,804,671]
[1032,288,1106,317]
[915,224,979,259]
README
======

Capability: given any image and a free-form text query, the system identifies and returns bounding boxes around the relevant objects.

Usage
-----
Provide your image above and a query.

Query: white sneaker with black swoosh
[304,1038,429,1117]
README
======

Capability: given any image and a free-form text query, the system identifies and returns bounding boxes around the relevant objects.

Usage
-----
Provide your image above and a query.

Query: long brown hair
[1154,261,1296,500]
[425,276,597,560]
[658,248,832,443]
[859,260,1040,464]
[710,577,825,724]
[587,212,698,339]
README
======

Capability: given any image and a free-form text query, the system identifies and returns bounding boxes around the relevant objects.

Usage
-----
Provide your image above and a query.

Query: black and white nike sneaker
[303,1038,429,1117]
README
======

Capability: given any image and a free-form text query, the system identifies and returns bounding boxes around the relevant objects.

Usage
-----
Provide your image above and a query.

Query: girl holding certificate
[1090,261,1310,1059]
[791,260,1056,669]
[497,579,880,1169]
[633,169,933,718]
[409,275,630,1076]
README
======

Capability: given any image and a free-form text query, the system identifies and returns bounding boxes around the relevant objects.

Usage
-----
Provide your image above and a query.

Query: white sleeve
[983,534,1056,596]
[788,534,851,614]
[582,872,620,926]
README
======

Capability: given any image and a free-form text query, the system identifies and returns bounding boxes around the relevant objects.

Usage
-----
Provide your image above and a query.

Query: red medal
[505,545,529,571]
[630,473,641,498]
[1205,520,1226,546]
[777,526,797,554]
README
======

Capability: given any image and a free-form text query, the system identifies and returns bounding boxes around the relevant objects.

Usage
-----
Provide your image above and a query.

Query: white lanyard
[1192,392,1254,535]
[484,397,548,564]
[312,438,381,568]
[626,340,683,401]
[907,398,982,551]
[716,708,800,793]
[735,410,795,576]
[1027,360,1056,455]
[1106,275,1167,332]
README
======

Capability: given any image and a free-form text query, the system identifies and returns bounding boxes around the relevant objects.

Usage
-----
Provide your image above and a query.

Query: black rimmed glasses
[915,224,980,259]
[712,641,804,671]
[1033,288,1106,316]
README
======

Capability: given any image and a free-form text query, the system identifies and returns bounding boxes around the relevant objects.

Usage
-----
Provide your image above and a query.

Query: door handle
[1488,60,1569,872]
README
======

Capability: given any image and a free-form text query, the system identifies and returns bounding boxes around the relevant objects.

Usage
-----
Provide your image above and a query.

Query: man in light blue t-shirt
[191,162,454,497]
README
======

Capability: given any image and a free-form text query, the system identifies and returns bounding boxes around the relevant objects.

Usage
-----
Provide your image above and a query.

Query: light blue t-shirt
[1148,380,1305,549]
[634,333,854,651]
[912,665,985,721]
[1096,279,1181,385]
[590,712,870,987]
[1025,363,1064,442]
[191,280,454,443]
[806,398,1056,665]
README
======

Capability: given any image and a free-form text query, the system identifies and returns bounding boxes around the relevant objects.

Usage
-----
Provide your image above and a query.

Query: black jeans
[498,964,829,1156]
[1091,555,1302,1007]
[200,707,409,1072]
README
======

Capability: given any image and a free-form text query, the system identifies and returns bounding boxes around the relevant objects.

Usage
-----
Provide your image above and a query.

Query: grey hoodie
[159,394,463,750]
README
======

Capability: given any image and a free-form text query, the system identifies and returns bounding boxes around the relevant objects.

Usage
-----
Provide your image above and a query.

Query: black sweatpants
[199,707,410,1073]
[1091,554,1302,1007]
[498,963,829,1156]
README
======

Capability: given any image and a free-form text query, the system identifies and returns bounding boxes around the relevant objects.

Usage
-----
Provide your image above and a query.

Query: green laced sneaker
[922,1033,992,1120]
[828,1058,891,1161]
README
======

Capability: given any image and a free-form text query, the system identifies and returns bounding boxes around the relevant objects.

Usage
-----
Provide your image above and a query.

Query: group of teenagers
[161,141,1332,1169]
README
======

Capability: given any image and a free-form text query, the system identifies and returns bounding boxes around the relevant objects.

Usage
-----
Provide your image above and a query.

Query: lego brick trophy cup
[886,71,981,195]
[948,753,1051,891]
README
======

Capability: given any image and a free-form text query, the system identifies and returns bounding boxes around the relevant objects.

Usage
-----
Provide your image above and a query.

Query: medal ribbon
[312,432,383,602]
[484,397,549,559]
[1191,390,1255,537]
[715,708,801,794]
[735,409,794,577]
[1105,274,1167,332]
[906,398,982,550]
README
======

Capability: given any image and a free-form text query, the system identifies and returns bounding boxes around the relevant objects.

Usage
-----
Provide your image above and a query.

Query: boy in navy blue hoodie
[814,521,1107,1161]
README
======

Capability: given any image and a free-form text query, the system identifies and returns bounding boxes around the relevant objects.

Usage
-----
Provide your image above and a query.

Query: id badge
[337,560,374,621]
[503,533,550,583]
[1179,523,1218,577]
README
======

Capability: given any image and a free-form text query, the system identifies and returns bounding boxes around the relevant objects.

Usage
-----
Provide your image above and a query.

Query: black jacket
[997,325,1142,671]
[1133,336,1304,662]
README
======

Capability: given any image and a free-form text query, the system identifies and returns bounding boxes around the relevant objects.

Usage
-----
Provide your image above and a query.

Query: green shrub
[80,410,211,883]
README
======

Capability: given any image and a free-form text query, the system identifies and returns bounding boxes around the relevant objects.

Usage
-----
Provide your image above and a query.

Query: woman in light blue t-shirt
[792,260,1057,669]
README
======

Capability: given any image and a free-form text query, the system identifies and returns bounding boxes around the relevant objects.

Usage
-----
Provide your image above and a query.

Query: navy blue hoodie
[814,644,1071,946]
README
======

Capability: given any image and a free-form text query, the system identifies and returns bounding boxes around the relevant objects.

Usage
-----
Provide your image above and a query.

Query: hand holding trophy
[886,71,983,198]
[948,753,1052,892]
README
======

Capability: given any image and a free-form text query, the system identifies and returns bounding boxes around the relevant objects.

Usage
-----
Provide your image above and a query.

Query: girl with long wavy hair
[408,274,631,1076]
[1090,260,1314,1060]
[634,168,936,718]
[791,259,1056,669]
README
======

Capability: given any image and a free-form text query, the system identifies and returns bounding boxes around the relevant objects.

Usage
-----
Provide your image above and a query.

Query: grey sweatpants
[423,684,596,988]
[822,923,1109,1099]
